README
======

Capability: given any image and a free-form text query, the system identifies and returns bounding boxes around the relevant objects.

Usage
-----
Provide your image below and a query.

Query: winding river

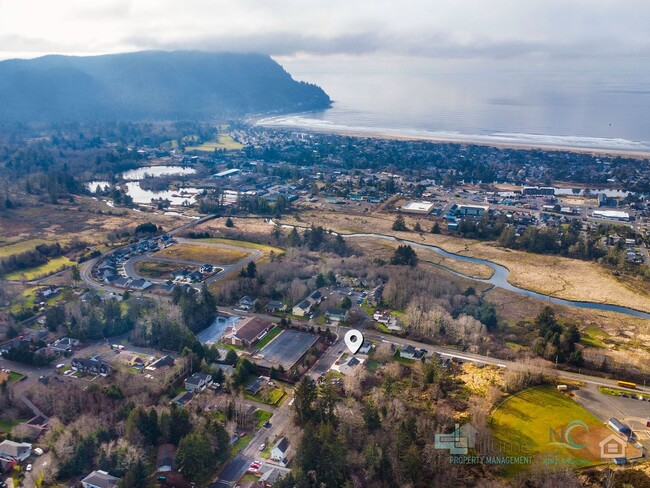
[276,223,650,320]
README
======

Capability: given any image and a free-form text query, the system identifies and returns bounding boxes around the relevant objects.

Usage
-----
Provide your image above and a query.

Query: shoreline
[253,117,650,159]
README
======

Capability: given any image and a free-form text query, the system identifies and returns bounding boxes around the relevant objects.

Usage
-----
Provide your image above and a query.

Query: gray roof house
[0,440,32,462]
[81,470,121,488]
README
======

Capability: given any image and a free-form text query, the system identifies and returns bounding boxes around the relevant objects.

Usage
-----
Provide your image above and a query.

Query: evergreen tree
[392,214,407,231]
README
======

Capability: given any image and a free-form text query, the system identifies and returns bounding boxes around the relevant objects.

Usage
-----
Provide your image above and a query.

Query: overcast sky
[1,0,649,62]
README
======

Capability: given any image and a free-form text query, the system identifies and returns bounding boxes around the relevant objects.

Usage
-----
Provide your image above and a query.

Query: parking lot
[573,384,650,450]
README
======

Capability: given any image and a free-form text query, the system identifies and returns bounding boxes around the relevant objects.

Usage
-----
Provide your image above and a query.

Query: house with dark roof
[245,375,268,395]
[147,355,175,370]
[292,299,312,317]
[184,372,213,392]
[81,469,121,488]
[156,443,175,472]
[129,278,152,291]
[71,357,111,376]
[400,345,425,360]
[171,390,193,407]
[325,308,349,323]
[224,317,273,347]
[266,300,286,313]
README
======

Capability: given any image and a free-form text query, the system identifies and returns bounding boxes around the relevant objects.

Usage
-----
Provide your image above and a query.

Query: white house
[81,470,121,488]
[184,372,213,392]
[0,440,32,462]
[271,437,289,465]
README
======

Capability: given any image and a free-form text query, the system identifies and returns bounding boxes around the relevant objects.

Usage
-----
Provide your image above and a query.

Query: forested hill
[0,51,331,121]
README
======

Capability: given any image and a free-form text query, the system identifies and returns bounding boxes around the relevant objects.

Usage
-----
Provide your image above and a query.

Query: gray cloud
[0,0,649,61]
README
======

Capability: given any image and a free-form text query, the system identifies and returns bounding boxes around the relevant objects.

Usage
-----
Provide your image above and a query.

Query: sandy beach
[254,117,650,159]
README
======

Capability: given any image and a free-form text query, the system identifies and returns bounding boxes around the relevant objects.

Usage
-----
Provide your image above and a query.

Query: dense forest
[0,51,330,121]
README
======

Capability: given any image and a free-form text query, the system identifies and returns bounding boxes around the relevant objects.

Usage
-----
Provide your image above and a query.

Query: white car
[259,443,266,451]
[34,448,44,456]
[26,464,32,472]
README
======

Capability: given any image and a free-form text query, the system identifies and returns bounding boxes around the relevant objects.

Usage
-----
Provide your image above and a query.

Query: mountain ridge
[0,50,331,121]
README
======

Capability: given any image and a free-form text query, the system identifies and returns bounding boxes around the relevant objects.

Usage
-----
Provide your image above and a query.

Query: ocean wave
[255,115,650,153]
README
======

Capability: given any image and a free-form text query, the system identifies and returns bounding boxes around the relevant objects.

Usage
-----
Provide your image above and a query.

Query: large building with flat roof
[456,204,489,216]
[592,210,630,221]
[401,201,435,214]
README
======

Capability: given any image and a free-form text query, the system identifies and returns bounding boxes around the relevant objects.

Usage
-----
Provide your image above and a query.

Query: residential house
[200,264,214,274]
[171,391,193,407]
[367,284,384,307]
[291,290,323,317]
[71,358,111,377]
[358,340,373,355]
[81,470,121,488]
[147,355,175,370]
[266,300,286,313]
[400,345,425,360]
[259,467,284,487]
[335,356,365,376]
[270,437,289,465]
[0,440,32,462]
[129,278,152,291]
[325,308,349,323]
[156,443,175,472]
[49,337,79,353]
[223,317,273,347]
[245,376,268,395]
[238,296,258,310]
[292,299,313,317]
[184,372,213,392]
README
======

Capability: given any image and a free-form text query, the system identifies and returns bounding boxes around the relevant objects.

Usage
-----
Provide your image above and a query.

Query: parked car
[259,443,266,451]
[26,464,32,472]
[34,447,44,456]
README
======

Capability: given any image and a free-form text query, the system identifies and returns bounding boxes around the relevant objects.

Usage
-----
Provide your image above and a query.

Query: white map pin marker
[344,329,363,354]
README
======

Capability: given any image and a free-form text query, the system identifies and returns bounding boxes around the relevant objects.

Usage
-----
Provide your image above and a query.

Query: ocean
[263,56,650,153]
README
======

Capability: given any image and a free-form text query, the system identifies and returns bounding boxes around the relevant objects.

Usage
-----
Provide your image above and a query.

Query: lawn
[246,387,287,407]
[232,433,250,454]
[254,409,273,429]
[255,327,282,349]
[4,256,76,280]
[185,133,243,151]
[490,386,608,474]
[134,260,186,279]
[8,371,25,382]
[155,243,249,265]
[391,353,415,365]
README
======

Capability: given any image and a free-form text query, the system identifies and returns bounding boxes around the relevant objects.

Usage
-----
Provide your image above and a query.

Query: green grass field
[255,327,282,350]
[580,325,608,349]
[4,256,76,280]
[185,133,243,151]
[490,386,607,474]
[0,239,52,258]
